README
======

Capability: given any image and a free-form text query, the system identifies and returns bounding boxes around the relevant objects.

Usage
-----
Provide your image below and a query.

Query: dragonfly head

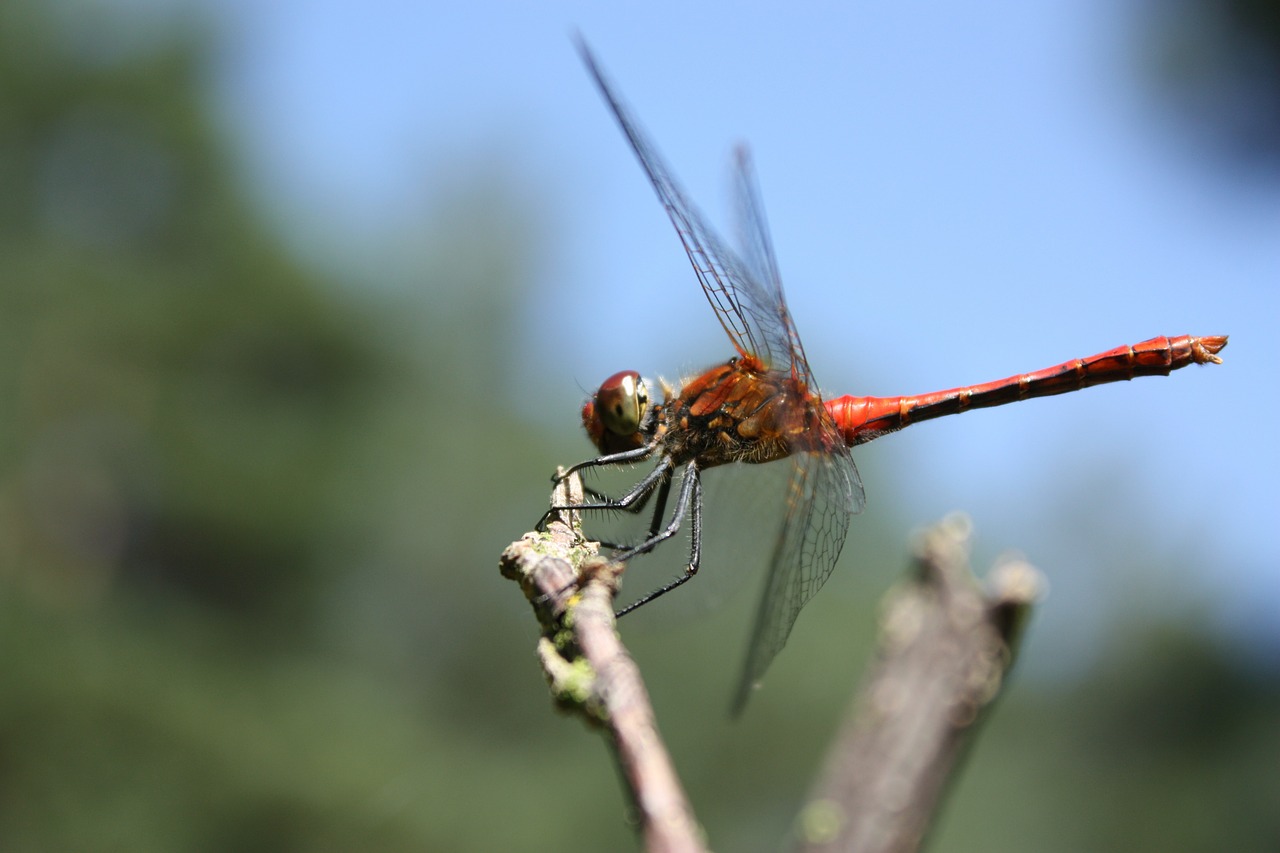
[582,370,650,454]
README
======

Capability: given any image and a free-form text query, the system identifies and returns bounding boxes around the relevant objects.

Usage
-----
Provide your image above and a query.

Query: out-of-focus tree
[0,4,557,849]
[1136,0,1280,173]
[0,2,384,625]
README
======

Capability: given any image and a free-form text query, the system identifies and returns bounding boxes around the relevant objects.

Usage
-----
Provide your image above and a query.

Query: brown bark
[500,473,707,853]
[792,515,1043,853]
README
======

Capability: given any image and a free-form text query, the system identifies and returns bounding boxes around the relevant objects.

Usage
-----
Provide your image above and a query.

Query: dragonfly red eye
[594,370,648,437]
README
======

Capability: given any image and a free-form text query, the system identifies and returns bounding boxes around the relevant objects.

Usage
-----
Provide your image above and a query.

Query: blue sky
[178,1,1277,672]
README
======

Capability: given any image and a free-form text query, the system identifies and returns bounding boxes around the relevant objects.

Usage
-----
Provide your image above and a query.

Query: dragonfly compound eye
[596,370,648,436]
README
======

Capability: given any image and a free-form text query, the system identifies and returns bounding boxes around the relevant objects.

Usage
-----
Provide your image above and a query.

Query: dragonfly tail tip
[1193,335,1228,365]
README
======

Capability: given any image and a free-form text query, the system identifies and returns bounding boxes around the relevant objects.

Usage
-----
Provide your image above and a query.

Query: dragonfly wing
[730,443,865,716]
[732,144,872,710]
[732,147,815,383]
[578,40,869,713]
[577,39,787,369]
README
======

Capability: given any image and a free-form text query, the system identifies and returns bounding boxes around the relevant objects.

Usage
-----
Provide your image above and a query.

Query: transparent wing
[577,39,795,373]
[726,109,868,708]
[730,443,865,716]
[732,146,817,384]
[578,39,868,712]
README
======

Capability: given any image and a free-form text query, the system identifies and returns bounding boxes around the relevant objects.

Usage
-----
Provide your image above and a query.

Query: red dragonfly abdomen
[827,334,1228,447]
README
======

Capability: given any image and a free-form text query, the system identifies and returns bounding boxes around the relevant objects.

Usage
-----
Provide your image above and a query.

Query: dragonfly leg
[615,462,703,618]
[551,445,654,484]
[586,469,674,550]
[537,454,673,532]
[533,458,678,609]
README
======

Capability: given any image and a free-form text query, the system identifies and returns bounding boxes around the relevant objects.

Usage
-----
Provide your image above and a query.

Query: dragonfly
[552,40,1227,714]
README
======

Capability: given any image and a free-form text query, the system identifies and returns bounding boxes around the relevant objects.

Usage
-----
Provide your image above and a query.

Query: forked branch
[502,493,1042,853]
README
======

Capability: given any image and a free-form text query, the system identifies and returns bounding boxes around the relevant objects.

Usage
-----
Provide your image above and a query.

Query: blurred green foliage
[0,5,1275,852]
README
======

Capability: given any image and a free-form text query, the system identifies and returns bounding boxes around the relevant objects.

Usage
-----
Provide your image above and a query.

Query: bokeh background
[3,1,1277,850]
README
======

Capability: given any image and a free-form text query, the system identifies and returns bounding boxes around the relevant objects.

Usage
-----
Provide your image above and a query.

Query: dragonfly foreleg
[532,456,677,610]
[537,454,673,534]
[575,466,675,550]
[552,444,654,483]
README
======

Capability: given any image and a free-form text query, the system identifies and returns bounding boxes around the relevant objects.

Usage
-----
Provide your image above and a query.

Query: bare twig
[792,514,1045,853]
[500,474,708,853]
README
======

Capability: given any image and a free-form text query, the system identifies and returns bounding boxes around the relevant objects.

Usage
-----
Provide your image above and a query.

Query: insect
[551,41,1226,712]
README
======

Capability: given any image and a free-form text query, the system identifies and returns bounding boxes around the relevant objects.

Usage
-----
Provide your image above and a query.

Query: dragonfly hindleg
[614,461,703,618]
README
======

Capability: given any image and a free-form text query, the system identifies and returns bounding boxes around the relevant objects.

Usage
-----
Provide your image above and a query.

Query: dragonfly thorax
[657,357,823,469]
